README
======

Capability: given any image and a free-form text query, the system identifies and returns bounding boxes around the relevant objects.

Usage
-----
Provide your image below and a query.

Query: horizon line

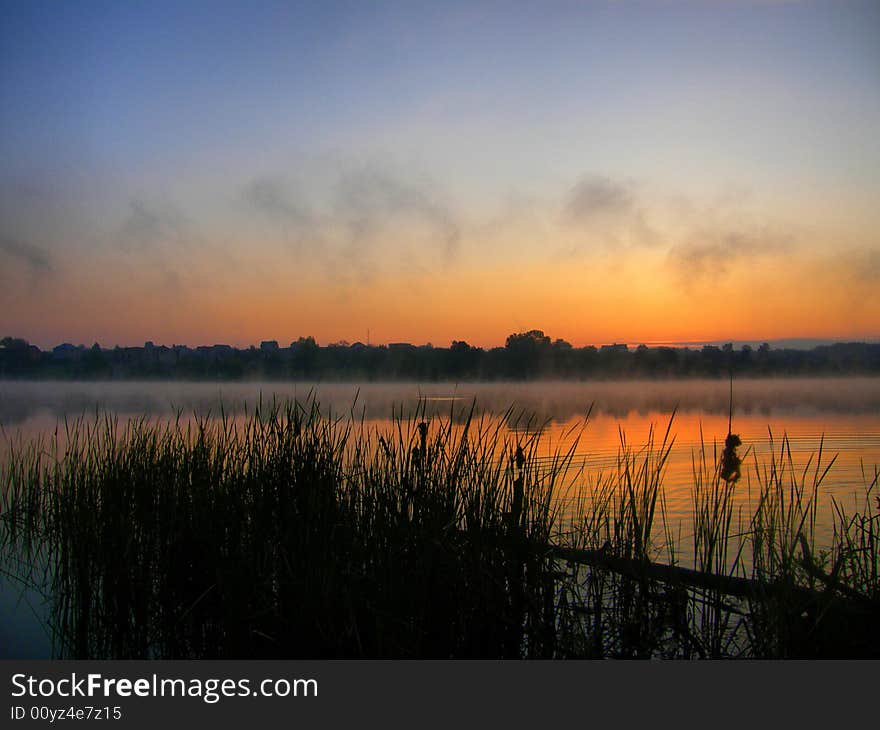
[7,334,880,353]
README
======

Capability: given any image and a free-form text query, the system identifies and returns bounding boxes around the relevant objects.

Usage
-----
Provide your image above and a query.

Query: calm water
[2,378,879,527]
[2,377,879,657]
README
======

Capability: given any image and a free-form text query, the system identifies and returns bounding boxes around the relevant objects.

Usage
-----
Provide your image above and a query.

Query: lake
[3,377,878,516]
[2,377,879,657]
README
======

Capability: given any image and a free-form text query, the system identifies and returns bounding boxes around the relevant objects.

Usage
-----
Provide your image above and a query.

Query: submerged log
[545,543,879,610]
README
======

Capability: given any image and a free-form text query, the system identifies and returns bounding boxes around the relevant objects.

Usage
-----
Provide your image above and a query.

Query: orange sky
[6,220,879,349]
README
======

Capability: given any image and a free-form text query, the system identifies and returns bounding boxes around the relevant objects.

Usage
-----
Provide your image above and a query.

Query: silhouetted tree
[290,336,319,377]
[505,330,552,378]
[82,343,111,377]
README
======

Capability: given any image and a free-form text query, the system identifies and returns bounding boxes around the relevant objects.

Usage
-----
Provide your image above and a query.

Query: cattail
[721,366,741,483]
[720,432,742,483]
[514,444,525,472]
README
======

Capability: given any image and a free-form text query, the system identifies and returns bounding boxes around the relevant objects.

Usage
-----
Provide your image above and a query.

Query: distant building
[156,345,175,365]
[260,340,279,351]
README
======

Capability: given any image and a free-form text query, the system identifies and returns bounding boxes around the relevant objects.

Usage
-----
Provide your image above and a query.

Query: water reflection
[3,380,879,512]
[4,378,878,546]
[2,377,880,429]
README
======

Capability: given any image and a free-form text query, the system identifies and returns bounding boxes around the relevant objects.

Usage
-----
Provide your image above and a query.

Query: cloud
[565,176,635,223]
[0,237,52,276]
[667,228,793,282]
[333,167,461,260]
[117,199,190,251]
[837,246,880,284]
[562,175,657,250]
[243,178,313,227]
[242,177,325,257]
[242,164,461,283]
[114,199,200,293]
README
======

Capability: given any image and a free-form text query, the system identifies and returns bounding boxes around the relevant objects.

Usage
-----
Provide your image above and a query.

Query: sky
[1,0,879,349]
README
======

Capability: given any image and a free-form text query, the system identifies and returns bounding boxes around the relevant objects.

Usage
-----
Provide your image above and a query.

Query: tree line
[1,331,879,380]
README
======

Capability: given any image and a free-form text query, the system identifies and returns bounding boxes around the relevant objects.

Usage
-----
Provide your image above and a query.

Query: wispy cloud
[244,178,314,226]
[835,246,880,284]
[0,237,52,275]
[113,199,202,293]
[666,227,793,284]
[0,237,53,306]
[565,176,635,223]
[242,163,461,283]
[334,166,460,260]
[117,199,190,251]
[242,177,326,257]
[562,175,657,250]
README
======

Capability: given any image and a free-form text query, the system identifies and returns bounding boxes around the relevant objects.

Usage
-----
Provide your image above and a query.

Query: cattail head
[720,432,742,483]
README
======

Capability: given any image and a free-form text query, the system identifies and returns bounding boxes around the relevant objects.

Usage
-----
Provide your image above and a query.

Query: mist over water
[2,377,880,428]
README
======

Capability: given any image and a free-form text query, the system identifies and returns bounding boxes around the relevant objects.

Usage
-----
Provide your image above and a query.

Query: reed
[1,398,877,658]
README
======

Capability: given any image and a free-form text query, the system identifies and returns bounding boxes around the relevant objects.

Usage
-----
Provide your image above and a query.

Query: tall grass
[1,398,878,658]
[1,398,577,658]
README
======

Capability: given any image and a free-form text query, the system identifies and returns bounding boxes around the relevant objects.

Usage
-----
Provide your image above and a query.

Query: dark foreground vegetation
[2,332,880,380]
[1,399,878,659]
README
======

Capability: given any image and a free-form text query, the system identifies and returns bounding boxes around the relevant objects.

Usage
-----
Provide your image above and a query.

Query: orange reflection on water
[3,380,879,555]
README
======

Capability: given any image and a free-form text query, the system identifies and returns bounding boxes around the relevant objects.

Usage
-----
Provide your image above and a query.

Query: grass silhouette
[1,396,877,658]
